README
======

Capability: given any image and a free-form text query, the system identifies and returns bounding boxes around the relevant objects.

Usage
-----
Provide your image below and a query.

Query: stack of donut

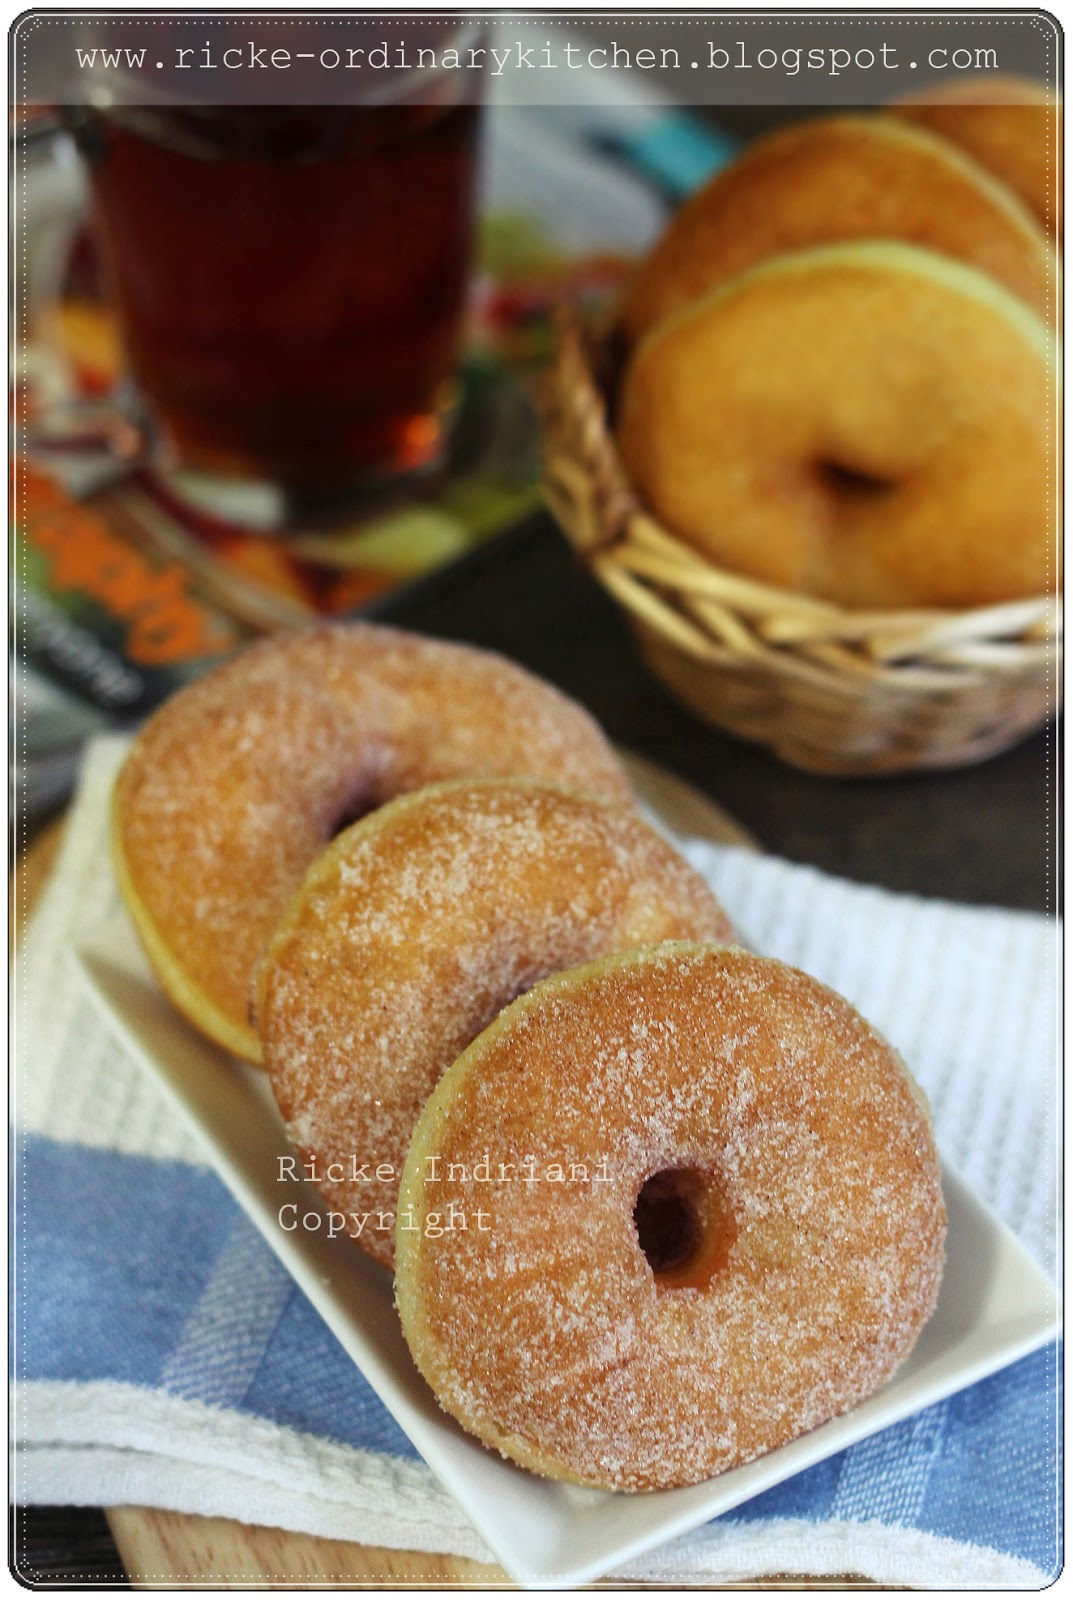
[114,621,946,1491]
[616,88,1061,611]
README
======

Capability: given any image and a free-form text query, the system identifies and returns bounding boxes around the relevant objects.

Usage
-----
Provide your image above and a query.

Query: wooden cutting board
[17,766,874,1588]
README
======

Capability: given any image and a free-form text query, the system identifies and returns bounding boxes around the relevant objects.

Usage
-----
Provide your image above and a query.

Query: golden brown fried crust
[396,944,947,1492]
[617,242,1058,610]
[621,113,1056,342]
[258,781,735,1267]
[891,80,1062,243]
[113,624,632,1062]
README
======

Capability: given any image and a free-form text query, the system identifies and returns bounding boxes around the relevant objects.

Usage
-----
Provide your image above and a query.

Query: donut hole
[816,458,894,501]
[327,792,380,840]
[633,1166,735,1291]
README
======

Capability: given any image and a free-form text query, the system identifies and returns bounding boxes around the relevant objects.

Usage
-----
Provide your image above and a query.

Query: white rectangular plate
[74,912,1058,1589]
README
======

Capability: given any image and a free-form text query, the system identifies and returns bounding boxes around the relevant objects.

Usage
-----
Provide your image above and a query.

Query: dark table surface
[15,514,1059,1585]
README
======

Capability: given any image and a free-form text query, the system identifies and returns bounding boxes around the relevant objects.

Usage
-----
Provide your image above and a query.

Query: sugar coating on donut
[112,623,632,1060]
[395,943,947,1492]
[258,783,735,1268]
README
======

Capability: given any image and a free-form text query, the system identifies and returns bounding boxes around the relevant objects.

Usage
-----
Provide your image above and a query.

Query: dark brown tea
[75,102,481,494]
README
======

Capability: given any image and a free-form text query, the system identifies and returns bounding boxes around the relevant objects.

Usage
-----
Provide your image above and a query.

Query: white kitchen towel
[12,735,1060,1588]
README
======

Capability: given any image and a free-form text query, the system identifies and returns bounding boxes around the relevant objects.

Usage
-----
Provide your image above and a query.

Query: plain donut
[890,78,1061,244]
[621,113,1057,342]
[617,241,1058,610]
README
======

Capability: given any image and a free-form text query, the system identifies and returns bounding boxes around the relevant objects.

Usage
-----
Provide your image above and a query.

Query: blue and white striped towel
[12,736,1060,1587]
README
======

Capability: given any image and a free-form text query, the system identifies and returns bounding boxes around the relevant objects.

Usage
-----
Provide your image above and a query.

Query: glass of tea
[67,24,483,522]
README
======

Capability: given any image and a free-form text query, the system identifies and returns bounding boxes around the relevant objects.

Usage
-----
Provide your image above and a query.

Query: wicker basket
[543,311,1061,777]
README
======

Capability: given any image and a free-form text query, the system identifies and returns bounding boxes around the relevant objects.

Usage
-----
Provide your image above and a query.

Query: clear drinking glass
[65,22,484,522]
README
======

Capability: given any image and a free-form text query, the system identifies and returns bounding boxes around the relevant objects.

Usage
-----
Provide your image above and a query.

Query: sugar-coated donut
[621,114,1057,343]
[617,241,1059,610]
[113,624,632,1062]
[257,782,735,1268]
[891,78,1061,244]
[395,943,946,1492]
